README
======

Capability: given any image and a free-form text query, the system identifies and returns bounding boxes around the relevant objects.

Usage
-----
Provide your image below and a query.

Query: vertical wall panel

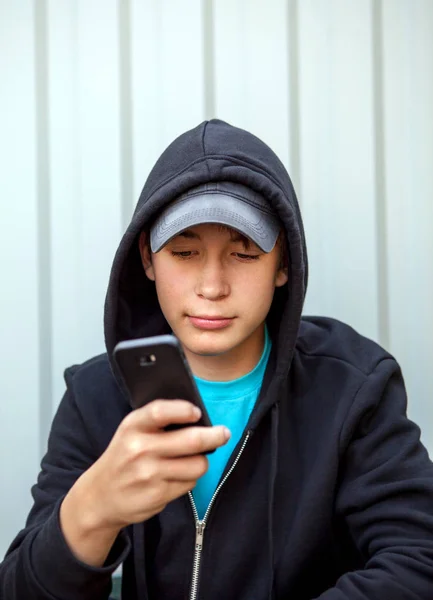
[382,0,433,450]
[130,0,206,208]
[48,0,123,409]
[213,0,292,172]
[75,0,123,358]
[0,0,40,559]
[298,0,380,343]
[47,1,81,410]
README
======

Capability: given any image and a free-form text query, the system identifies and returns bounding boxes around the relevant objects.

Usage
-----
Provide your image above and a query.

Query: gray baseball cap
[150,181,281,253]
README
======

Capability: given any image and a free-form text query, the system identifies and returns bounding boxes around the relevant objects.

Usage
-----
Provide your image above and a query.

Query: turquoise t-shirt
[192,326,272,519]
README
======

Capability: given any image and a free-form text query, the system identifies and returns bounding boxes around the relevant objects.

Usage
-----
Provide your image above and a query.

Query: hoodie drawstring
[268,402,279,599]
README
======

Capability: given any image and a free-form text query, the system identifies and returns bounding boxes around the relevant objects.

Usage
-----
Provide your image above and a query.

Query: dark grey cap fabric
[150,181,281,253]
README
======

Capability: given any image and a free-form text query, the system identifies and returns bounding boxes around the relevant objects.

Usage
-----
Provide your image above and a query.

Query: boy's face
[139,223,288,361]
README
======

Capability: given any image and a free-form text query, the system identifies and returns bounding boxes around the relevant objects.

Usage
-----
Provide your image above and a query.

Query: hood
[104,119,308,394]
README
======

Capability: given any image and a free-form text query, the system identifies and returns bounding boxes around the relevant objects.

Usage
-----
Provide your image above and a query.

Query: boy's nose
[195,261,230,300]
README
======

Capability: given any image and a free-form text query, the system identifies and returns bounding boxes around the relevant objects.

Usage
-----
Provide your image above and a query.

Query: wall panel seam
[287,0,301,203]
[372,0,390,350]
[118,0,134,224]
[34,0,53,458]
[203,0,216,120]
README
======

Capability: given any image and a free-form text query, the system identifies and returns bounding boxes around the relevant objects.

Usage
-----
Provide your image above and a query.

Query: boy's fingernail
[193,406,202,418]
[223,427,231,440]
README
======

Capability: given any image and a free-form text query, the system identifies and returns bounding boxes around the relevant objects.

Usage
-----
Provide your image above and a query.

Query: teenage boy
[1,119,433,600]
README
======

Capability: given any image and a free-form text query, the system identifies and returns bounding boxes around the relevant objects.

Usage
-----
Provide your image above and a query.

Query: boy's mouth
[188,315,235,330]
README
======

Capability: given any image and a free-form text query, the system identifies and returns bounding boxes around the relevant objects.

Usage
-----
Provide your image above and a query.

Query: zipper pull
[195,520,206,549]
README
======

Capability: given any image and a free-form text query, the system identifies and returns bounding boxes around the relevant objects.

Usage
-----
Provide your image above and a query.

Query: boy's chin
[185,341,234,358]
[180,332,239,358]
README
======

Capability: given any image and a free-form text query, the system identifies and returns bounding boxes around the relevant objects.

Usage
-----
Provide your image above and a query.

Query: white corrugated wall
[1,0,432,558]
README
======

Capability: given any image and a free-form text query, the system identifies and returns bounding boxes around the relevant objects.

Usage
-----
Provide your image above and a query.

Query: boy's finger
[153,425,230,458]
[159,455,209,482]
[134,399,202,430]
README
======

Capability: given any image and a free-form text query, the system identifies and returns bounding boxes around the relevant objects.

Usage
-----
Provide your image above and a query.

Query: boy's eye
[234,253,260,260]
[171,251,193,258]
[170,250,260,261]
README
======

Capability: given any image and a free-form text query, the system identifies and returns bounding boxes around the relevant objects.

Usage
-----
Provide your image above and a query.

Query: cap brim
[150,193,281,253]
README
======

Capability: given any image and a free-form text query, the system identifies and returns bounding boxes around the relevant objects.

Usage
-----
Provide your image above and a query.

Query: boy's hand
[61,400,230,558]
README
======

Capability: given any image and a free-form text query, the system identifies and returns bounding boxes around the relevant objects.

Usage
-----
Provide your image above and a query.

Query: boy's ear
[138,231,156,281]
[275,266,288,288]
[274,231,289,288]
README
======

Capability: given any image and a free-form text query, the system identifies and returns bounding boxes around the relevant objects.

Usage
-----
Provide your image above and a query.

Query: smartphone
[113,334,212,430]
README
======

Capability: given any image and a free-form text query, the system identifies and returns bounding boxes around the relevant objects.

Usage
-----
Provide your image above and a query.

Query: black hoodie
[1,119,433,600]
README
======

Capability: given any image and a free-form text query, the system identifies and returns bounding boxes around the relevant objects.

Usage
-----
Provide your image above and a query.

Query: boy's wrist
[60,473,121,567]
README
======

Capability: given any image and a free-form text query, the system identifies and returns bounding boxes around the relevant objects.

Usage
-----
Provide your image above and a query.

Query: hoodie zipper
[188,432,251,600]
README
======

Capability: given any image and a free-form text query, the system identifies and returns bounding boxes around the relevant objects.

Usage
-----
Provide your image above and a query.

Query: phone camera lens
[139,354,156,367]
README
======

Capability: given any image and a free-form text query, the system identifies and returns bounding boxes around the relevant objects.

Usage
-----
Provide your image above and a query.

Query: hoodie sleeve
[313,358,433,600]
[0,369,131,600]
